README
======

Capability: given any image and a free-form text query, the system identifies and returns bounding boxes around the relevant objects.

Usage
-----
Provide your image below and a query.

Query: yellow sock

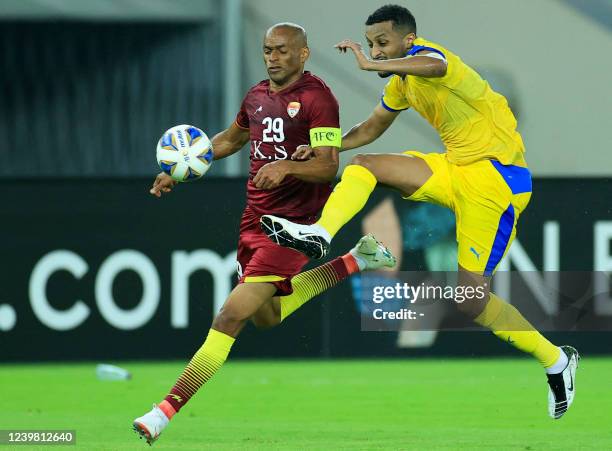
[317,165,377,237]
[163,328,235,414]
[280,255,357,321]
[474,292,561,368]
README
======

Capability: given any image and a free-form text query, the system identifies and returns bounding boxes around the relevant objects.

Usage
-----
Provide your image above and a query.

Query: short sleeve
[304,87,341,148]
[306,87,339,129]
[235,97,249,129]
[381,76,410,112]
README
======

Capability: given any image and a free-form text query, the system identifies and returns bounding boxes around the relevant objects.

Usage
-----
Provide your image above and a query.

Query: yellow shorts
[403,151,532,276]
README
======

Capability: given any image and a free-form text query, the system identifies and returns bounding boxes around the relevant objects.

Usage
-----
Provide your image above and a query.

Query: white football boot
[133,404,169,445]
[260,215,330,259]
[350,234,396,270]
[546,345,580,419]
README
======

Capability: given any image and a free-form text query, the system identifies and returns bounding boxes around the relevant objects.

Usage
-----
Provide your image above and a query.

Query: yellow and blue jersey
[382,37,526,167]
[385,38,533,275]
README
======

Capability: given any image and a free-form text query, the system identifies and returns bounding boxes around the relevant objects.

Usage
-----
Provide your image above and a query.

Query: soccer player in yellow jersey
[261,5,579,419]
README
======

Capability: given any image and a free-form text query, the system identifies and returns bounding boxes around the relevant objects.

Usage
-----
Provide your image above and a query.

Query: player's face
[263,30,308,88]
[365,21,416,78]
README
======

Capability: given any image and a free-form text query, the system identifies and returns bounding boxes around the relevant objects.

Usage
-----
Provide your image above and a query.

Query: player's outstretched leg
[471,292,580,419]
[133,283,275,444]
[133,237,396,444]
[252,234,396,327]
[133,327,238,445]
[279,233,396,320]
[261,154,432,258]
[458,268,580,420]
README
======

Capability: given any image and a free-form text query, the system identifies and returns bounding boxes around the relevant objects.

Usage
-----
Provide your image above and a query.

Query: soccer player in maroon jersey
[133,23,395,445]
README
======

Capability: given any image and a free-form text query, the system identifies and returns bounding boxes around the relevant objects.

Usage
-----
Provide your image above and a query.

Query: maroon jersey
[235,71,339,220]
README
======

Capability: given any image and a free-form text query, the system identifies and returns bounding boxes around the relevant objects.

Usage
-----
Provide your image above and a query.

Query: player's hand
[335,39,372,70]
[253,160,290,190]
[292,145,316,161]
[149,172,178,198]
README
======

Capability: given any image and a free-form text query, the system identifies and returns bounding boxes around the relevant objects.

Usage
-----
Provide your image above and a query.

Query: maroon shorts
[236,207,311,296]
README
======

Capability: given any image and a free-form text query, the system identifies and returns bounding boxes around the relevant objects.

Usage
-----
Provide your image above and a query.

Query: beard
[268,66,302,86]
[268,70,285,83]
[373,56,392,78]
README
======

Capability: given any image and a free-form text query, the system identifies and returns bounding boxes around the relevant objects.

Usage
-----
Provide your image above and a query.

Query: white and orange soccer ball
[156,124,214,182]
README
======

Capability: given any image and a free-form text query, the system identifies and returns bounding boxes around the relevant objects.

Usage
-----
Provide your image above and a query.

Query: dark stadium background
[2,178,612,361]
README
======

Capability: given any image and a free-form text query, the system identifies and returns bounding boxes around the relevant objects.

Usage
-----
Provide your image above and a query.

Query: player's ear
[403,33,416,52]
[300,46,310,64]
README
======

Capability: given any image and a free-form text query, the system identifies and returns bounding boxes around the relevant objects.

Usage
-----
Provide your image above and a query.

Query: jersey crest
[287,101,301,118]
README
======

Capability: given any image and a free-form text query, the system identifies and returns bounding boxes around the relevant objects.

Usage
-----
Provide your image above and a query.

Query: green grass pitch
[1,358,610,450]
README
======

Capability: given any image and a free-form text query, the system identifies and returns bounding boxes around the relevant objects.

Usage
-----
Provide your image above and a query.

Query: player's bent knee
[454,298,485,319]
[250,308,281,329]
[350,154,385,181]
[349,154,378,174]
[250,316,279,330]
[453,288,490,319]
[212,307,249,335]
[351,153,367,166]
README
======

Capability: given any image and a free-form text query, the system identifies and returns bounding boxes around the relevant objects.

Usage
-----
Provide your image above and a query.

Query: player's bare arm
[292,105,398,160]
[341,103,399,151]
[253,146,339,189]
[335,39,447,78]
[149,123,249,198]
[211,122,251,160]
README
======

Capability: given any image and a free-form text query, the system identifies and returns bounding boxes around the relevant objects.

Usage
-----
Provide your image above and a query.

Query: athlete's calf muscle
[455,265,491,319]
[250,298,282,329]
[212,283,277,337]
[350,153,432,197]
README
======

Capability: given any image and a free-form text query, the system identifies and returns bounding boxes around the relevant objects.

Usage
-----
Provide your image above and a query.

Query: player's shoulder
[411,37,457,64]
[301,72,332,90]
[302,71,332,93]
[244,79,270,97]
[299,72,338,103]
[413,37,448,52]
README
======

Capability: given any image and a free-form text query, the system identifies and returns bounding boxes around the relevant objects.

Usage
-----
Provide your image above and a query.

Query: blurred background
[1,0,612,362]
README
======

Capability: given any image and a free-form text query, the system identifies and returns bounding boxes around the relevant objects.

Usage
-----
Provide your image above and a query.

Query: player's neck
[269,71,305,93]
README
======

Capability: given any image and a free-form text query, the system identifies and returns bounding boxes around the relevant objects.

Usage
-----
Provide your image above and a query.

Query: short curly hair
[365,4,417,34]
